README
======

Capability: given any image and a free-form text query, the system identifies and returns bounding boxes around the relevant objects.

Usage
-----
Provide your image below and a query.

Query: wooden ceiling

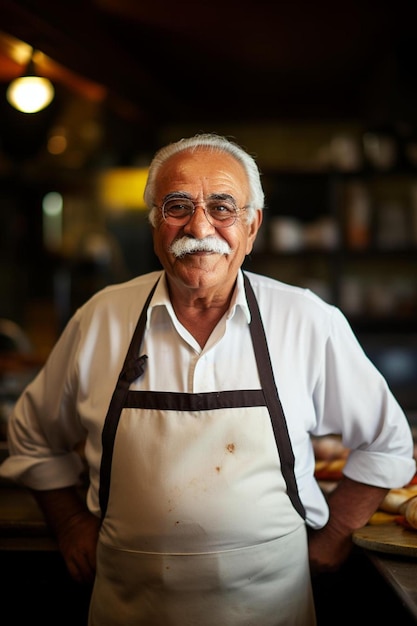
[1,0,417,159]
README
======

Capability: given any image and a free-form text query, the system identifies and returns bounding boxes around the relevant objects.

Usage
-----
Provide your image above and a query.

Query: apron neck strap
[243,273,306,520]
[99,277,160,517]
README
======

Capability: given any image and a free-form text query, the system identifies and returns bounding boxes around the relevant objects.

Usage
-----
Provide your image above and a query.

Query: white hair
[144,133,265,227]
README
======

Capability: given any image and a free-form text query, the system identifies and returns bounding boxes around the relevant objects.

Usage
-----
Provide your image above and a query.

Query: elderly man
[1,133,415,625]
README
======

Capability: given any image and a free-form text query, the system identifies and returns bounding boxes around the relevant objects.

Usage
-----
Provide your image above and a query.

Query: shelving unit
[244,167,417,334]
[243,166,417,417]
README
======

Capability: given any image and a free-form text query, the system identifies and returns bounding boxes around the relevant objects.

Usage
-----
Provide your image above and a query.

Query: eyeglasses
[160,196,246,228]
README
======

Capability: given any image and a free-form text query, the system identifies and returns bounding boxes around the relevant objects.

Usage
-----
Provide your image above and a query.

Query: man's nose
[184,205,215,234]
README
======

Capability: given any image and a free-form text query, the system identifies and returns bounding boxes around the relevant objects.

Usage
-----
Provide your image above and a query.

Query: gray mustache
[169,237,232,258]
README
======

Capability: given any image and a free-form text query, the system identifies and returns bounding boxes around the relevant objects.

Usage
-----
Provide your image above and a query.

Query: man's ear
[246,209,263,254]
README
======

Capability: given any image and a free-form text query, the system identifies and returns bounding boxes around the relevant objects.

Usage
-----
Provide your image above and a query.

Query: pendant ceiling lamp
[7,51,55,114]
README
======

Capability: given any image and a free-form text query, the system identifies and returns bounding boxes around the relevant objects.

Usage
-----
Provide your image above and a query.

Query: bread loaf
[400,495,417,529]
[379,485,417,514]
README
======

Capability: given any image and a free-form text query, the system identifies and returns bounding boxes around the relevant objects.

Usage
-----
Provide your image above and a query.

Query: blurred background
[1,0,417,428]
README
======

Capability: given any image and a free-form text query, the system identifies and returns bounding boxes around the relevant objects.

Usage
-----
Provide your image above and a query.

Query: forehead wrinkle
[157,149,249,204]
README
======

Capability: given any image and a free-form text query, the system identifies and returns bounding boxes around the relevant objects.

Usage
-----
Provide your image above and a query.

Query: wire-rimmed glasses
[160,196,246,228]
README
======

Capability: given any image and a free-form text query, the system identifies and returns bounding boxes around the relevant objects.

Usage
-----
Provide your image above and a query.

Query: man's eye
[166,201,190,213]
[211,204,235,215]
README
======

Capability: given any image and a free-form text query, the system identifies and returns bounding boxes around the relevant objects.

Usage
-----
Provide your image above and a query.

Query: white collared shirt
[1,269,415,528]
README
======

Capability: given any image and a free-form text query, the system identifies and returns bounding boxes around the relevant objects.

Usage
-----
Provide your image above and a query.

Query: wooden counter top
[353,522,417,557]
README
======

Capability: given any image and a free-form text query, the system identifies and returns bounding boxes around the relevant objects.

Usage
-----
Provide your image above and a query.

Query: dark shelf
[339,247,417,259]
[255,166,417,340]
[349,317,417,335]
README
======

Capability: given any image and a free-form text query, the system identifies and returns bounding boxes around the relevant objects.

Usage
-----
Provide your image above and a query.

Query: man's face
[151,148,262,294]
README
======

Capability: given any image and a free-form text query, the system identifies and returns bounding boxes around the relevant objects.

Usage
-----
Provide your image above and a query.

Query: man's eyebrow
[207,193,237,203]
[162,192,238,204]
[162,191,193,203]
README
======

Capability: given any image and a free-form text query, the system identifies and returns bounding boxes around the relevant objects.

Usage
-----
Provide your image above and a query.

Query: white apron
[89,274,316,625]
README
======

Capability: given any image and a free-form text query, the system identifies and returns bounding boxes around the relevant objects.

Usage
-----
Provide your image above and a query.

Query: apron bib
[89,274,316,625]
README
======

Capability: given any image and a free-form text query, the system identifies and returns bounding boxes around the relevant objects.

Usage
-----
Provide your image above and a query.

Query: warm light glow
[97,168,149,210]
[6,75,55,113]
[48,133,68,155]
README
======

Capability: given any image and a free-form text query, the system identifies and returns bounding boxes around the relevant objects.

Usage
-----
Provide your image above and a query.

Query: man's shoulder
[77,271,163,317]
[99,271,162,297]
[244,270,321,301]
[243,270,337,321]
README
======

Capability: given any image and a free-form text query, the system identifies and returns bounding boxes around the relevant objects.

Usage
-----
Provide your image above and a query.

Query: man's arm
[308,476,388,576]
[32,486,100,585]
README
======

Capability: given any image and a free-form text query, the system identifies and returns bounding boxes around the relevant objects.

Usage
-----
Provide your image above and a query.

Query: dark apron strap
[243,273,306,519]
[99,278,159,518]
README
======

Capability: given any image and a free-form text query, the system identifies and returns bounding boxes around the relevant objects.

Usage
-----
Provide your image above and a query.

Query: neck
[167,281,235,348]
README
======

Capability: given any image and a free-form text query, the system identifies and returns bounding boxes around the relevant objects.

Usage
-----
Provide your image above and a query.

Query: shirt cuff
[343,448,416,489]
[0,451,85,490]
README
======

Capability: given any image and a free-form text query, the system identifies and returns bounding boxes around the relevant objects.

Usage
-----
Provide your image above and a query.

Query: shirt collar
[145,272,171,329]
[146,269,251,327]
[228,270,251,324]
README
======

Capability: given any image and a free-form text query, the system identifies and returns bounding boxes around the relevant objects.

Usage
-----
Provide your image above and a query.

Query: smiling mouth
[178,249,221,259]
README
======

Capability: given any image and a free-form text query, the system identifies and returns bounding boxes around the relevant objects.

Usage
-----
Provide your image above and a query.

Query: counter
[365,550,417,620]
